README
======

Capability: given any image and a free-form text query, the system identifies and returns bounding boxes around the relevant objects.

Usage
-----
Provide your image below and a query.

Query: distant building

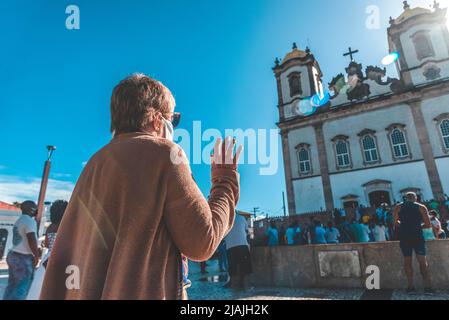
[0,201,21,258]
[274,2,449,214]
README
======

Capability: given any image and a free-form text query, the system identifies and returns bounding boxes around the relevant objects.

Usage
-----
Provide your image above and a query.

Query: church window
[335,140,351,168]
[298,148,311,174]
[390,128,409,158]
[411,31,435,61]
[296,143,312,175]
[362,135,379,163]
[440,119,449,150]
[433,114,449,153]
[288,72,302,97]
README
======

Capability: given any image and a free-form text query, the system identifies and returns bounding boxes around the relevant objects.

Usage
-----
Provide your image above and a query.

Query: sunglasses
[168,112,181,128]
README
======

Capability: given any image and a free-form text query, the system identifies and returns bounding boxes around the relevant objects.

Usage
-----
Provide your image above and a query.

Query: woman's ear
[152,111,163,133]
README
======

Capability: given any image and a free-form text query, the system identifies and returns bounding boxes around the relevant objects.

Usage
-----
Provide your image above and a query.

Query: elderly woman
[40,74,241,300]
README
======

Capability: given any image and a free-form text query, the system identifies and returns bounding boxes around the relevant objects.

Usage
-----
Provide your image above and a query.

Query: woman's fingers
[225,138,236,165]
[212,137,222,165]
[234,145,243,166]
[222,137,230,164]
[211,136,242,169]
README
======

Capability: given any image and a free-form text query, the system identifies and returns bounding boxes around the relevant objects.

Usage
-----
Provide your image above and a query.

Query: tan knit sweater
[40,132,239,300]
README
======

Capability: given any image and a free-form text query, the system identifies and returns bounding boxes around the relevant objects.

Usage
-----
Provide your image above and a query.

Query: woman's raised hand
[211,137,243,170]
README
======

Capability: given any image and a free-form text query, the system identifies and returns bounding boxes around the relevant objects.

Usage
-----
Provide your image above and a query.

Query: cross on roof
[343,47,359,62]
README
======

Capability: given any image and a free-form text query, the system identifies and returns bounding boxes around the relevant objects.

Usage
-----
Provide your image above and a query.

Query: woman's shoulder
[94,134,187,166]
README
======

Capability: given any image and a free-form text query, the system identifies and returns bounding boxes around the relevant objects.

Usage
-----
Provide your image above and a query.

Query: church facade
[274,2,449,214]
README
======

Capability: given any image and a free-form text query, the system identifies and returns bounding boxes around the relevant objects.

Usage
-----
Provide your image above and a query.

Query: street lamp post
[36,145,56,231]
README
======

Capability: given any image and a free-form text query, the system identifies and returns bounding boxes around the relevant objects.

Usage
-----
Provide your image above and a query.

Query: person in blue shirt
[349,219,359,242]
[356,221,371,243]
[338,217,352,243]
[265,221,279,246]
[314,221,327,244]
[325,221,340,244]
[285,221,301,245]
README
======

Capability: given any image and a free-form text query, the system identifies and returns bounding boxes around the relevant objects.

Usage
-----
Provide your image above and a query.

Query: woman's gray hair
[110,73,175,134]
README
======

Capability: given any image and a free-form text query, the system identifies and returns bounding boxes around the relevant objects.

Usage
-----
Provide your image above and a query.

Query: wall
[285,96,449,212]
[322,104,423,173]
[329,160,433,208]
[293,177,326,213]
[436,157,449,195]
[249,240,449,290]
[422,94,449,158]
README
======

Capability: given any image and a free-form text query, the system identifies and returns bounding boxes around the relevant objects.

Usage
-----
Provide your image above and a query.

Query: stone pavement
[0,259,447,300]
[187,260,449,300]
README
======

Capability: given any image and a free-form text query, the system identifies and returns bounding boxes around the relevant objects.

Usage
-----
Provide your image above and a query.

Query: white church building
[274,1,449,214]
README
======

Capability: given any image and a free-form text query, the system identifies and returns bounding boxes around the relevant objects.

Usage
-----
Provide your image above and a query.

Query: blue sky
[0,0,442,215]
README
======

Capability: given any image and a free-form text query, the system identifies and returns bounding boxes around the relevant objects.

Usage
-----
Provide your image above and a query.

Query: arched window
[288,72,302,97]
[298,148,311,174]
[390,128,409,158]
[362,135,379,163]
[433,114,449,153]
[411,31,435,61]
[440,119,449,150]
[335,140,351,168]
[296,143,312,175]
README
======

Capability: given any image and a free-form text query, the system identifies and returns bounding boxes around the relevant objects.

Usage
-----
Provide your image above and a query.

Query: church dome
[390,1,431,25]
[282,43,308,64]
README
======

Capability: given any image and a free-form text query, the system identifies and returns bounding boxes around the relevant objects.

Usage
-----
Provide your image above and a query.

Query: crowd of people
[263,200,449,246]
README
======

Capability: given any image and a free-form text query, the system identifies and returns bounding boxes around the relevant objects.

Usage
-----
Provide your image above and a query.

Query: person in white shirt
[224,213,251,289]
[3,201,39,300]
[27,200,68,300]
[325,222,340,244]
[373,222,387,242]
[429,210,446,239]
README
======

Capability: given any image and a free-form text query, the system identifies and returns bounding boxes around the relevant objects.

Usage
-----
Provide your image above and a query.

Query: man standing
[265,221,279,246]
[393,192,432,293]
[3,201,39,300]
[285,221,301,245]
[325,222,340,244]
[338,218,352,243]
[314,221,327,244]
[376,203,388,224]
[224,213,251,289]
[354,220,371,243]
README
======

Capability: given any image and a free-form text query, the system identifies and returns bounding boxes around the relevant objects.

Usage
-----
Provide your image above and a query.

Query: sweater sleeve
[163,148,240,262]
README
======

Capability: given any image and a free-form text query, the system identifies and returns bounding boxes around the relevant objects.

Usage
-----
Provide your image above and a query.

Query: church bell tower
[273,43,323,122]
[388,1,449,86]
